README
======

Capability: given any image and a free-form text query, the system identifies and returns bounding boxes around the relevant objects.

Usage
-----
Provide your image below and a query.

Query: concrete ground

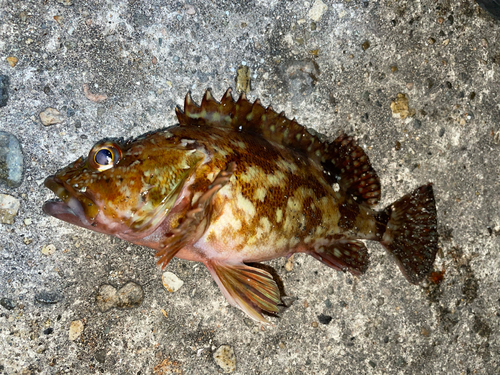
[1,0,499,374]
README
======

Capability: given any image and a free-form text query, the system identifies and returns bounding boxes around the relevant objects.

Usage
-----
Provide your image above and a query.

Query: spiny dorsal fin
[175,88,381,206]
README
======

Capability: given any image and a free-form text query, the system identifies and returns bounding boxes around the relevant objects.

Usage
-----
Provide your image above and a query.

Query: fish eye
[89,143,122,171]
[94,148,114,166]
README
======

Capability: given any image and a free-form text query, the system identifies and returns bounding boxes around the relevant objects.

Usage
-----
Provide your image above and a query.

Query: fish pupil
[95,149,113,165]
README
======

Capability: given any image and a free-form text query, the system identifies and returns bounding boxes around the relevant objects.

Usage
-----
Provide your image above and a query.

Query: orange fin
[380,184,438,284]
[309,240,370,276]
[175,89,380,206]
[206,261,283,323]
[155,163,236,268]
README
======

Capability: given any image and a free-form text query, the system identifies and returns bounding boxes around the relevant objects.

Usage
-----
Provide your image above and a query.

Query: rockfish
[43,89,438,323]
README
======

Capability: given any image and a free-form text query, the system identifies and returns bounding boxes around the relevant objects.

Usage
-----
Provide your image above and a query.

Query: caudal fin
[380,184,438,284]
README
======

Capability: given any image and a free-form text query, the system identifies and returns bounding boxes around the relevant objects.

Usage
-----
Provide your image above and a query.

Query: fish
[43,88,438,323]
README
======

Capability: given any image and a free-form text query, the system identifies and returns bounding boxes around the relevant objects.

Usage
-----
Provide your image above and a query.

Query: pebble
[0,297,16,310]
[24,218,32,225]
[213,345,236,373]
[390,93,415,119]
[68,320,84,341]
[362,40,370,51]
[308,0,327,22]
[0,131,24,188]
[162,271,184,292]
[96,107,106,117]
[186,5,196,15]
[0,75,9,107]
[96,284,118,312]
[284,254,294,272]
[236,65,251,93]
[83,84,107,103]
[41,244,56,256]
[116,281,143,309]
[317,314,333,325]
[35,291,63,304]
[0,194,20,224]
[40,108,64,126]
[6,56,18,67]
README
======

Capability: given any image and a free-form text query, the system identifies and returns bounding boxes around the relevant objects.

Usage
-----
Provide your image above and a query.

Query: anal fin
[206,261,284,323]
[309,240,370,276]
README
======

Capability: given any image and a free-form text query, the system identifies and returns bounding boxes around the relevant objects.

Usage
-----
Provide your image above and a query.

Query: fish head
[43,131,204,240]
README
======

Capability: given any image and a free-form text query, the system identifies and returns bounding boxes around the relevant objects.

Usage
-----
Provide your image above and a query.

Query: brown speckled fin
[155,163,236,268]
[380,184,438,284]
[325,135,381,206]
[175,88,380,206]
[309,240,370,276]
[206,261,283,324]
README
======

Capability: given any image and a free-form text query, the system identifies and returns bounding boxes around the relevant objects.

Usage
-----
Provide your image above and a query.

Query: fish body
[43,89,438,323]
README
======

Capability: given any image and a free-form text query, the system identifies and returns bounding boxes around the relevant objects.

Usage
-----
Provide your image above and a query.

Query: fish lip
[42,175,91,227]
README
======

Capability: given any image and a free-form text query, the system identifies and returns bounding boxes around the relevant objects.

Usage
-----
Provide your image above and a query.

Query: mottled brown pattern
[338,200,360,230]
[43,88,439,323]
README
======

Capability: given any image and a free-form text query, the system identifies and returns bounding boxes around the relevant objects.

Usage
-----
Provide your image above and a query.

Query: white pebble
[41,244,56,256]
[68,320,84,341]
[213,345,236,373]
[162,271,184,292]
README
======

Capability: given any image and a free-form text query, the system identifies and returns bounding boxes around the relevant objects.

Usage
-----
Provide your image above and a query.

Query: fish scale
[43,88,438,323]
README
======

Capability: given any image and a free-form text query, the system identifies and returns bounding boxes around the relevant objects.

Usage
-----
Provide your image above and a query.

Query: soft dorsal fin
[175,88,381,206]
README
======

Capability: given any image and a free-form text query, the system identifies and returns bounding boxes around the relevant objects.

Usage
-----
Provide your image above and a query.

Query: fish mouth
[43,176,93,228]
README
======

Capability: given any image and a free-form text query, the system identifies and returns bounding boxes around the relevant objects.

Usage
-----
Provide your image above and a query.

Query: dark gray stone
[0,297,15,310]
[0,75,8,107]
[34,291,63,305]
[0,131,23,188]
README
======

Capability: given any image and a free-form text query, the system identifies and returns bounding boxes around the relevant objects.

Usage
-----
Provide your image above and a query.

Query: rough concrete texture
[1,0,499,374]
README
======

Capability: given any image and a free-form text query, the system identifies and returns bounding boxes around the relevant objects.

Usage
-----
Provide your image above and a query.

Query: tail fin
[380,184,438,284]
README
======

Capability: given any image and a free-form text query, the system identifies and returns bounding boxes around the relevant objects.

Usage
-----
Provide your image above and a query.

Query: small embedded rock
[35,291,63,305]
[284,254,294,272]
[308,0,327,22]
[0,194,20,224]
[83,84,107,103]
[236,65,251,93]
[41,244,56,256]
[362,40,370,50]
[162,272,184,292]
[116,281,143,309]
[40,108,64,126]
[68,320,84,341]
[0,75,9,107]
[0,131,24,188]
[96,284,118,312]
[0,297,16,310]
[6,56,18,67]
[213,345,236,373]
[317,314,333,325]
[390,93,415,119]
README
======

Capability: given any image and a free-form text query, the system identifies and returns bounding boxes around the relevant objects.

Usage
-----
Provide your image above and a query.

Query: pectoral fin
[206,261,284,324]
[155,163,236,268]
